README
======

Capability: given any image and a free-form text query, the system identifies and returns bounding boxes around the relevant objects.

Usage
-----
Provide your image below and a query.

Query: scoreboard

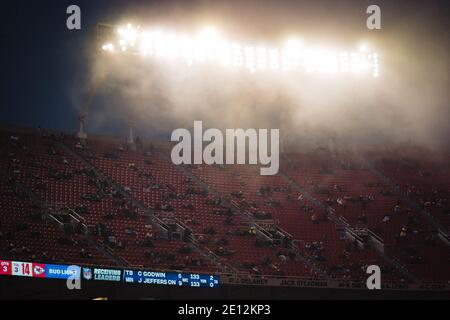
[123,269,220,288]
[0,260,220,288]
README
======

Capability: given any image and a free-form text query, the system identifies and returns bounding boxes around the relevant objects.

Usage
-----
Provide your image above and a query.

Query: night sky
[1,0,448,139]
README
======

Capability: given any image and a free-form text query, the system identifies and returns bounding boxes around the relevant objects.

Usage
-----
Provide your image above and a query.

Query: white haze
[73,0,449,152]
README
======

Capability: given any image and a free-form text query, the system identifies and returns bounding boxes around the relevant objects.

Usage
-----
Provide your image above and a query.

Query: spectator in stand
[103,211,115,220]
[198,235,206,244]
[144,232,154,247]
[225,216,234,226]
[204,227,216,235]
[117,240,125,250]
[278,253,287,263]
[425,234,437,246]
[399,227,408,238]
[216,247,234,257]
[108,235,117,248]
[80,248,92,259]
[179,245,192,254]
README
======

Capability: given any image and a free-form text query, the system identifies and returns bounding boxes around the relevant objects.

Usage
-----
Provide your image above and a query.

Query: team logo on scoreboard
[32,264,46,278]
[83,267,92,280]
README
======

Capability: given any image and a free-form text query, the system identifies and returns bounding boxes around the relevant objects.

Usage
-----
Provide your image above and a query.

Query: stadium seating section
[1,128,449,284]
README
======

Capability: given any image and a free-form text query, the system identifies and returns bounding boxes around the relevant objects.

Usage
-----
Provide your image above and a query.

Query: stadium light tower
[76,80,102,140]
[98,23,381,77]
[77,114,87,139]
[127,121,136,150]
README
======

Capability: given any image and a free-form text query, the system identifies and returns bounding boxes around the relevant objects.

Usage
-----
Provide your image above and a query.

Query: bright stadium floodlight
[99,23,381,78]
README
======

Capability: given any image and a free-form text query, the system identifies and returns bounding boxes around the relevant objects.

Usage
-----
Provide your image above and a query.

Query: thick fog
[76,0,449,151]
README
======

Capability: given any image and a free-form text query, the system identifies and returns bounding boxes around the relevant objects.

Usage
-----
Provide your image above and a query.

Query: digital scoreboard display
[0,260,220,288]
[123,269,220,288]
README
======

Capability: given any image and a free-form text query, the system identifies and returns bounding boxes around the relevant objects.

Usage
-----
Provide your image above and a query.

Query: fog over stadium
[63,0,450,152]
[1,0,450,301]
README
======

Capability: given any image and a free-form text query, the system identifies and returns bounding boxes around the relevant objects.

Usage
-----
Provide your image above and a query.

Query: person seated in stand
[225,216,234,226]
[382,214,391,223]
[103,211,115,220]
[313,253,326,262]
[122,207,137,219]
[61,158,69,165]
[255,238,271,247]
[324,197,333,206]
[117,240,125,250]
[311,212,319,224]
[41,251,50,261]
[424,234,437,246]
[357,214,368,224]
[288,250,296,261]
[216,238,229,246]
[80,248,93,259]
[182,203,195,210]
[251,265,260,274]
[216,246,234,257]
[108,235,117,248]
[161,203,174,212]
[399,226,408,238]
[198,235,206,244]
[230,191,244,198]
[144,231,154,240]
[260,256,271,267]
[254,211,271,219]
[143,232,154,247]
[249,226,257,236]
[278,253,287,263]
